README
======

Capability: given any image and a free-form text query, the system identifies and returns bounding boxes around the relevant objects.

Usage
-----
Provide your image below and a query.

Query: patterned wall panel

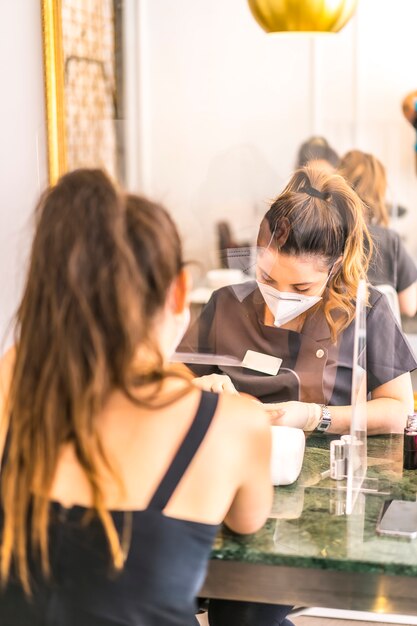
[61,0,117,178]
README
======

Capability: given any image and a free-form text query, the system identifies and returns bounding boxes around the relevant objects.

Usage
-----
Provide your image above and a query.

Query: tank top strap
[147,391,219,511]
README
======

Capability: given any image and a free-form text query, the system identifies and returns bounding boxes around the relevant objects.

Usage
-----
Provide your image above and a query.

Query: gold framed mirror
[41,0,125,185]
[41,0,66,184]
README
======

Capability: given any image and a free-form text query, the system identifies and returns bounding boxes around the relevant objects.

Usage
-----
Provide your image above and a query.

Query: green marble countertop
[211,434,417,577]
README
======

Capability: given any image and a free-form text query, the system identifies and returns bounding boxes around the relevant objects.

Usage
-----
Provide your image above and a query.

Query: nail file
[171,350,282,376]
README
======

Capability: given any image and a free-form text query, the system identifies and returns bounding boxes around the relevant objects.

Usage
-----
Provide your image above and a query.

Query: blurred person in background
[296,135,340,173]
[339,149,417,317]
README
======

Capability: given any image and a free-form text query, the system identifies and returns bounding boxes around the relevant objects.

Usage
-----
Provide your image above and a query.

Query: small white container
[330,439,346,480]
[270,425,306,486]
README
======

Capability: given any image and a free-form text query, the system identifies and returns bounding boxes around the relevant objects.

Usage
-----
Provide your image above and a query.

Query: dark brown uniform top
[367,224,417,293]
[179,282,417,405]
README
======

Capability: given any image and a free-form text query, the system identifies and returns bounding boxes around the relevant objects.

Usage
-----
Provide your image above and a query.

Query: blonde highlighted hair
[258,165,372,342]
[338,149,389,227]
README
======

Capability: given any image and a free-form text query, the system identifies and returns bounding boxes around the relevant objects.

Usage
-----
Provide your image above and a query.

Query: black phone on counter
[376,499,417,539]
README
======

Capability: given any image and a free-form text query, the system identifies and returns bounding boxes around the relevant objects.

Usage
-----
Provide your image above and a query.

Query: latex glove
[192,374,238,394]
[262,401,321,430]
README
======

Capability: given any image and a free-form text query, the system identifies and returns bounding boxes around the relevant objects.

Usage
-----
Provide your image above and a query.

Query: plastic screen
[346,280,368,515]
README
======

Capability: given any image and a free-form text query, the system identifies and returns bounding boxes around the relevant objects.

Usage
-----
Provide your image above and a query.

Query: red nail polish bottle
[403,414,417,470]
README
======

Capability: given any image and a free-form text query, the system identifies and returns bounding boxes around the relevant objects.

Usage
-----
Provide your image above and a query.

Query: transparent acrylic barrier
[171,349,302,403]
[177,244,369,410]
[174,242,329,406]
[346,279,368,515]
[183,251,290,402]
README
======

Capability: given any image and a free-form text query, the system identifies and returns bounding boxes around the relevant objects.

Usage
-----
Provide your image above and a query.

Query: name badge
[242,350,282,376]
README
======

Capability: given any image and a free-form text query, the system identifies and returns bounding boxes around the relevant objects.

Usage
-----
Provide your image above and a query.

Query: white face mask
[257,279,327,327]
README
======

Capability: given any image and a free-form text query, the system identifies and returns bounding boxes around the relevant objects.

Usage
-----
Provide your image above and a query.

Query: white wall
[316,0,417,245]
[0,1,47,349]
[132,0,417,274]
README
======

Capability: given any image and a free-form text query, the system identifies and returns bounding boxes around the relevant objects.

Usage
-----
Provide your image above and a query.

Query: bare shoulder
[213,393,271,483]
[215,392,270,435]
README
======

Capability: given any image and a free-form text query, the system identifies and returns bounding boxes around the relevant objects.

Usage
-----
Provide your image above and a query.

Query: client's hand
[192,374,238,394]
[263,401,321,430]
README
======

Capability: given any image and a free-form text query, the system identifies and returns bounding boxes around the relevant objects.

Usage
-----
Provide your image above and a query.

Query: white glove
[262,401,321,430]
[192,374,238,394]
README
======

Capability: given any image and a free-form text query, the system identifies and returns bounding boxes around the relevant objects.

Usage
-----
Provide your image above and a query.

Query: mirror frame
[41,0,67,185]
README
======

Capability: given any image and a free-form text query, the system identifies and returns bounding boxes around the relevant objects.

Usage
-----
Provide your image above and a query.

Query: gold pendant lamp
[247,0,358,33]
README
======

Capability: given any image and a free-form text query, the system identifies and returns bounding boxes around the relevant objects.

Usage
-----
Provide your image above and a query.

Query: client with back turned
[0,169,272,625]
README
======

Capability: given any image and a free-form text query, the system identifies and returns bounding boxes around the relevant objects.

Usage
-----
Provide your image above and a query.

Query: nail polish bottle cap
[406,414,417,432]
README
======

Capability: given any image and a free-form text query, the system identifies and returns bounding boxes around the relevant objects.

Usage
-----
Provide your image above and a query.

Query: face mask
[169,306,191,356]
[257,280,326,327]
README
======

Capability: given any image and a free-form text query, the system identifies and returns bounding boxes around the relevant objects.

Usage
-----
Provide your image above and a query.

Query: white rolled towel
[270,425,306,486]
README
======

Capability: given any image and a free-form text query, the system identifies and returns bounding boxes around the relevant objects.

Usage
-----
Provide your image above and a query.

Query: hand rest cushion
[270,425,306,486]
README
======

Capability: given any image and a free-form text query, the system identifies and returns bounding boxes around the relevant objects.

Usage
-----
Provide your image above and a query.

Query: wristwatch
[316,404,332,432]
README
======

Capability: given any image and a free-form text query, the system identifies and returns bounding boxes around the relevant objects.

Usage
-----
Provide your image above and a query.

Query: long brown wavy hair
[338,149,389,227]
[258,165,372,342]
[1,169,189,592]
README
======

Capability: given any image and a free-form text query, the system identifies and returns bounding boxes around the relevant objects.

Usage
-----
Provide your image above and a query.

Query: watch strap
[316,404,331,432]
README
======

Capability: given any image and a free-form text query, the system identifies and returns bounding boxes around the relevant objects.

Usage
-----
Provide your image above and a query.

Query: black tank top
[0,391,219,625]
